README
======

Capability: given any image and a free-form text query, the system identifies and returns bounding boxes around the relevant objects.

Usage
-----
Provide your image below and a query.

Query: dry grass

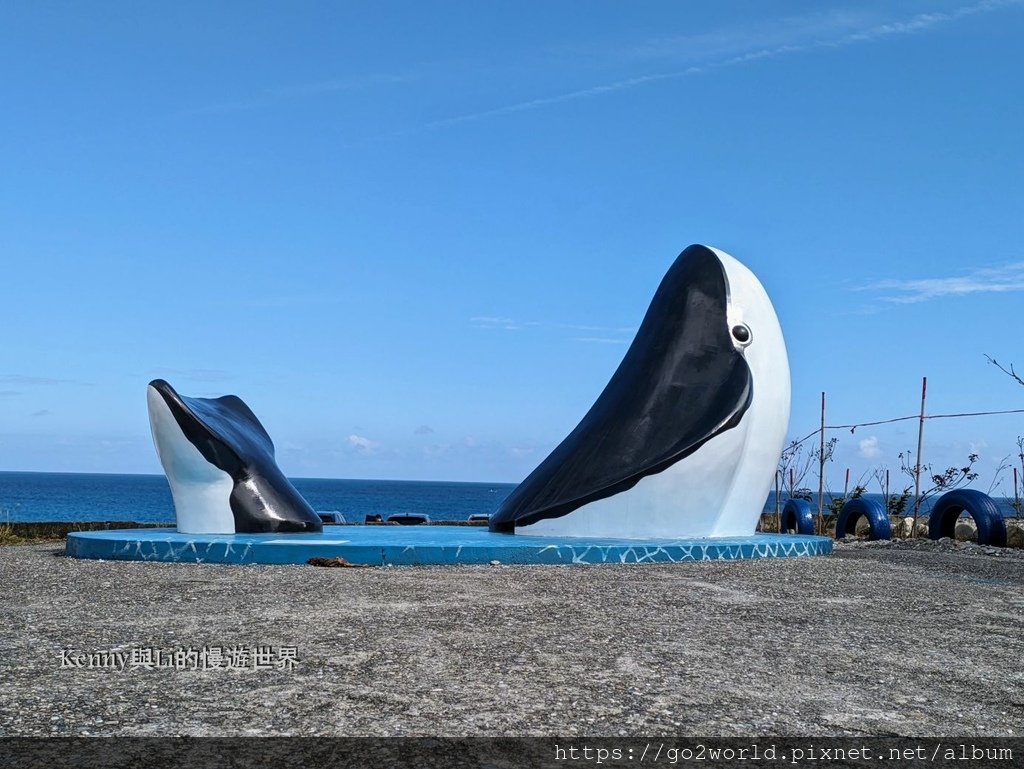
[0,505,17,544]
[0,519,173,545]
[0,522,19,544]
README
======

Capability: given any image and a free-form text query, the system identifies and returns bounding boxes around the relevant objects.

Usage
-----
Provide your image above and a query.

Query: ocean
[0,471,1019,524]
[0,472,517,524]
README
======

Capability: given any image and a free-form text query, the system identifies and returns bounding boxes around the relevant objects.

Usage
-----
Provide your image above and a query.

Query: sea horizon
[1,469,1020,524]
[0,470,519,524]
[0,468,514,484]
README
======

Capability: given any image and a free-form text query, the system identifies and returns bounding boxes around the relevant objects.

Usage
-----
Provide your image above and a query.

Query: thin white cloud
[424,70,702,130]
[860,262,1024,303]
[620,9,874,62]
[562,322,635,345]
[1,374,76,385]
[422,0,1022,130]
[836,0,1021,44]
[556,323,637,334]
[472,318,634,341]
[471,316,524,330]
[347,434,381,452]
[858,436,882,459]
[571,337,631,345]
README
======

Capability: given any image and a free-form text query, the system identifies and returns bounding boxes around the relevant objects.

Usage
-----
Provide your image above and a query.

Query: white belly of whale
[147,387,235,534]
[518,409,754,540]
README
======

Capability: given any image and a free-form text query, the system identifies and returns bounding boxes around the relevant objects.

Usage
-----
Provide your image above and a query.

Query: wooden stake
[1015,467,1020,518]
[775,470,781,531]
[885,469,890,515]
[911,377,927,538]
[818,391,826,533]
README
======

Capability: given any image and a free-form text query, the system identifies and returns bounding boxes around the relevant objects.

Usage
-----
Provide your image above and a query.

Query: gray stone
[0,542,1022,737]
[955,520,978,542]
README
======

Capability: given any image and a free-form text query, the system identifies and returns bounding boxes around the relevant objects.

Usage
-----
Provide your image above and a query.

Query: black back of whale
[489,245,753,532]
[150,379,322,534]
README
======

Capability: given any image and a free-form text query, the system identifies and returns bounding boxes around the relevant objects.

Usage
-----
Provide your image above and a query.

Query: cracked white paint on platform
[66,527,832,565]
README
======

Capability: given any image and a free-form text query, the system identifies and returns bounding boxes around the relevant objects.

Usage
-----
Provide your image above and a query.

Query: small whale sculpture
[490,244,790,539]
[147,379,322,534]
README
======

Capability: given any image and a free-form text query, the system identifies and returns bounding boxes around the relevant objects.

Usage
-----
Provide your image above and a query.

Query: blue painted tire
[780,498,815,535]
[836,497,892,540]
[927,489,1006,547]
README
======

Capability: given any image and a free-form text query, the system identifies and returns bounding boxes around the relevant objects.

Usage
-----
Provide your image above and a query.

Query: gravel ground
[1,540,1022,738]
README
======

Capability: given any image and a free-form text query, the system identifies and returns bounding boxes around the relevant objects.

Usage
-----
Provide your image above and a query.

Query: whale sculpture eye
[732,324,752,345]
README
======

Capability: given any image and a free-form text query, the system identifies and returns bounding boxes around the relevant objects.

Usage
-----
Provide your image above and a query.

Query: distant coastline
[2,469,1020,527]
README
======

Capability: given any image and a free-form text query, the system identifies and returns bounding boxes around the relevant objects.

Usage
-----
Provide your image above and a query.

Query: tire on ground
[927,489,1007,547]
[780,498,815,535]
[836,497,891,541]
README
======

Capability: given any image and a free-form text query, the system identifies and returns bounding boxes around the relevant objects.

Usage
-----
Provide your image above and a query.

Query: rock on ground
[1,542,1022,737]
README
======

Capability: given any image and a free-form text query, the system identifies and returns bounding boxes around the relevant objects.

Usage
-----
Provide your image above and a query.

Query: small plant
[985,355,1024,388]
[1011,436,1024,518]
[817,464,871,521]
[791,487,813,502]
[900,449,979,536]
[826,484,867,517]
[775,438,836,503]
[886,489,913,517]
[985,357,1022,517]
[0,504,17,544]
[987,442,1024,518]
[869,466,913,517]
[776,441,809,508]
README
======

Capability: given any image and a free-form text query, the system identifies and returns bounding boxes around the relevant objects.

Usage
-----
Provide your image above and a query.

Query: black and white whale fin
[148,379,322,534]
[489,245,753,533]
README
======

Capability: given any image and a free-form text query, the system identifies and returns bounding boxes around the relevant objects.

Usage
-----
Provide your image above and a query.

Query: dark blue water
[0,472,517,524]
[0,471,1019,524]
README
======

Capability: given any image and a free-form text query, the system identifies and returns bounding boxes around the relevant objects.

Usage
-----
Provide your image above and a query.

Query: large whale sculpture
[490,244,790,539]
[147,379,322,534]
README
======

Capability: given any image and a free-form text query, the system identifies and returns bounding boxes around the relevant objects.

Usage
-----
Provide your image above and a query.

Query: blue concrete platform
[65,526,832,565]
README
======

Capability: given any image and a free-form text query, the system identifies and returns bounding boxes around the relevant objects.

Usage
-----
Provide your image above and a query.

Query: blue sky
[2,0,1022,495]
